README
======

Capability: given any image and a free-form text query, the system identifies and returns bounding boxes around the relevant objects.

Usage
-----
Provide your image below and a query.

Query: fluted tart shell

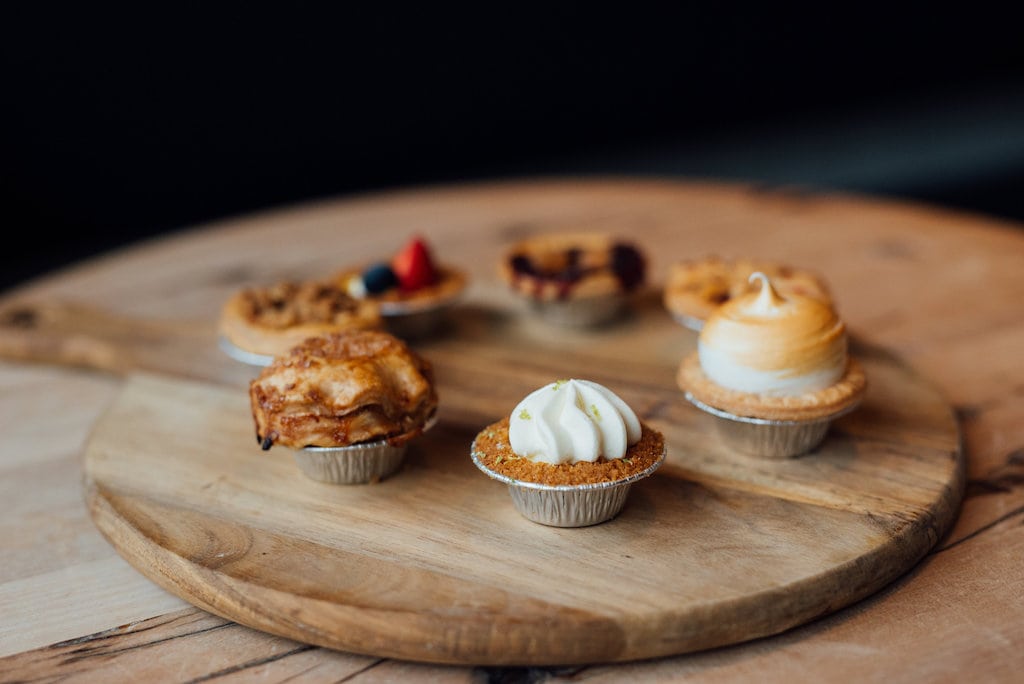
[677,352,867,422]
[219,279,382,357]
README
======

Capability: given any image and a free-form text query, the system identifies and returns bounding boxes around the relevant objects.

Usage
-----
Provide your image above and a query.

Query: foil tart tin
[378,298,459,339]
[670,311,706,332]
[526,293,628,328]
[683,392,860,459]
[295,415,438,484]
[470,441,667,527]
[217,335,275,367]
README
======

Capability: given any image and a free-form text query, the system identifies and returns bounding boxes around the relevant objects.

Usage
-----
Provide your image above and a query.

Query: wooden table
[2,178,1022,682]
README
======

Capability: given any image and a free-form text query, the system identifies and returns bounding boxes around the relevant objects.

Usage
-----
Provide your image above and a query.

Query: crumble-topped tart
[219,278,382,361]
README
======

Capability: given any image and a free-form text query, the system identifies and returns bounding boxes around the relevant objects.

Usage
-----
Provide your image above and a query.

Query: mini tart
[219,279,382,358]
[472,417,665,486]
[676,351,867,422]
[499,232,646,302]
[335,265,468,312]
[250,329,438,449]
[663,256,832,325]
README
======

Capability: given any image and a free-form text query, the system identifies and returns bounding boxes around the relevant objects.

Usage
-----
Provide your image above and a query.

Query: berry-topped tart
[334,235,468,339]
[498,232,648,327]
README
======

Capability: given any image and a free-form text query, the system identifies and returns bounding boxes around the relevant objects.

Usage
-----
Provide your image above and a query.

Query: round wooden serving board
[82,300,963,666]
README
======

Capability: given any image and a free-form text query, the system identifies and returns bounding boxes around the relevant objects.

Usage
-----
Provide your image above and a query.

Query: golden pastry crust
[334,265,468,311]
[249,330,438,449]
[663,256,833,323]
[219,279,382,357]
[676,351,867,421]
[498,232,647,302]
[472,417,665,486]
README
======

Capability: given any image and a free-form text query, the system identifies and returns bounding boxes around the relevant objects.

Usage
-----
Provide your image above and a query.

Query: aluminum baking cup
[217,335,275,367]
[295,415,437,484]
[527,293,628,328]
[670,311,706,332]
[470,442,667,527]
[683,392,860,459]
[379,298,459,339]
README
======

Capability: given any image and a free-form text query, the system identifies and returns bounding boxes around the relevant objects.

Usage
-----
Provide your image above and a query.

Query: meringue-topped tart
[678,272,866,422]
[698,271,847,396]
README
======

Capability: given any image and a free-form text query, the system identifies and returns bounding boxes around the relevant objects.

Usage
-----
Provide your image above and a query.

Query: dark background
[4,5,1024,292]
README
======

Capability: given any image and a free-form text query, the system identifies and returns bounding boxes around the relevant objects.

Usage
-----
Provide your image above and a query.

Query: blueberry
[361,263,398,294]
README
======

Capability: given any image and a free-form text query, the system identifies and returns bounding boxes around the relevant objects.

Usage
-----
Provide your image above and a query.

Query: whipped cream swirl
[508,379,642,464]
[698,272,847,396]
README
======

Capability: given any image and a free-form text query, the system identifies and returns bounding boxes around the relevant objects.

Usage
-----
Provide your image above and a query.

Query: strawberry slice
[391,235,438,291]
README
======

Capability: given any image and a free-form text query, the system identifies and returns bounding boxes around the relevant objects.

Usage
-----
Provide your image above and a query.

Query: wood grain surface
[2,177,1023,682]
[80,321,961,665]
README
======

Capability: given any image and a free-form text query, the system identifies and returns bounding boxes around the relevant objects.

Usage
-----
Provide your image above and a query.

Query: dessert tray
[0,292,963,666]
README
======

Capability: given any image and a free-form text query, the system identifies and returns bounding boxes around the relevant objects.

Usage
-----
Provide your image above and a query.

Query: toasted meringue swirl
[697,272,847,396]
[508,379,642,464]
